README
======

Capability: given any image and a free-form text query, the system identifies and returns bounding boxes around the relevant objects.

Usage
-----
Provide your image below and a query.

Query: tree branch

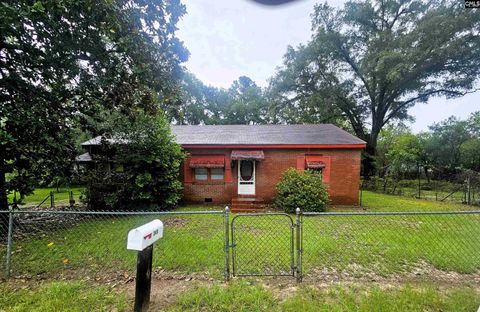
[383,88,479,126]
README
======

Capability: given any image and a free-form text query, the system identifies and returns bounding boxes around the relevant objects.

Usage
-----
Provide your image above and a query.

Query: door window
[240,160,254,181]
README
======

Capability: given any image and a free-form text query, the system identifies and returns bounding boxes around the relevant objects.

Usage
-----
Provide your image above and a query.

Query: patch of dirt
[250,261,480,301]
[304,260,480,287]
[123,278,209,311]
[162,217,188,228]
[119,269,216,311]
[235,224,265,235]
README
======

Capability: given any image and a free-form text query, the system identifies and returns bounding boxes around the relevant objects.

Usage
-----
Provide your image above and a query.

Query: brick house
[173,124,365,210]
[78,124,365,211]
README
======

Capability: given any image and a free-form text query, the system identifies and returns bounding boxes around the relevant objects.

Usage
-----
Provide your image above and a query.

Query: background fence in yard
[361,170,480,206]
[1,209,480,281]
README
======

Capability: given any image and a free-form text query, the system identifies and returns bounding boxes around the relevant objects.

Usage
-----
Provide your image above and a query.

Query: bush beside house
[275,168,329,213]
[84,112,185,210]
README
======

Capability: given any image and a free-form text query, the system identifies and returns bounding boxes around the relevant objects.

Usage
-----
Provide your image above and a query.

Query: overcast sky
[177,0,479,132]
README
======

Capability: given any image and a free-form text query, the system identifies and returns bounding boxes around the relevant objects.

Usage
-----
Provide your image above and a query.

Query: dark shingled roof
[171,124,365,146]
[81,124,365,147]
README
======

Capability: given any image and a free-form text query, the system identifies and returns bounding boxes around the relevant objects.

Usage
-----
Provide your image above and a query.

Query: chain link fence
[301,211,480,281]
[1,209,479,282]
[362,170,480,206]
[231,213,295,277]
[0,209,226,280]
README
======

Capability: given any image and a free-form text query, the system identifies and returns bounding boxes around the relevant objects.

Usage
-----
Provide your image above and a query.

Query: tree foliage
[376,125,424,179]
[268,0,480,175]
[85,112,184,210]
[422,113,480,171]
[0,0,188,210]
[177,74,269,125]
[375,112,480,181]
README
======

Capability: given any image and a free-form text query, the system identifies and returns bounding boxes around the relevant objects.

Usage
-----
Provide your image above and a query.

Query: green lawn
[4,191,479,281]
[8,210,225,278]
[364,179,475,205]
[169,281,480,312]
[358,191,476,212]
[1,280,478,311]
[7,187,85,207]
[0,281,128,312]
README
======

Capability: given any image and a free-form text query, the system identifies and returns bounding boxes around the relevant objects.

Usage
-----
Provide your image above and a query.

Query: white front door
[238,160,255,195]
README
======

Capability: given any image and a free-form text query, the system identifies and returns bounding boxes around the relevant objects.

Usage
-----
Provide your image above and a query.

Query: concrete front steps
[231,197,265,213]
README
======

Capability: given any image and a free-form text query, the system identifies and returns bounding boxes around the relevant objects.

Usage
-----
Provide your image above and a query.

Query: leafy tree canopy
[177,74,268,125]
[0,0,188,209]
[376,111,480,180]
[268,0,480,175]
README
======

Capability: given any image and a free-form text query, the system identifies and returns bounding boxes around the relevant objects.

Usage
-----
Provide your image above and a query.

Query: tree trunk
[351,120,380,179]
[362,137,377,179]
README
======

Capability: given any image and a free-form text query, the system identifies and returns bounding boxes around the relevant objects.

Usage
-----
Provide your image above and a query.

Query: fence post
[467,175,471,205]
[295,207,302,283]
[359,181,363,208]
[50,191,55,208]
[69,191,75,208]
[417,164,421,199]
[224,206,230,281]
[5,206,14,278]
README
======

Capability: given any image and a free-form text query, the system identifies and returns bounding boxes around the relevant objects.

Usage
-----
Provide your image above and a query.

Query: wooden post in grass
[127,220,164,312]
[134,245,153,312]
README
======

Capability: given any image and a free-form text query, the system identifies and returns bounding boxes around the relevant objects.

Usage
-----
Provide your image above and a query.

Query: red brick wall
[180,148,362,206]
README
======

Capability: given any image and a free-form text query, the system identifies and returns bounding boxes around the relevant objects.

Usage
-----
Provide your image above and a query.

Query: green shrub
[84,112,184,210]
[274,168,329,213]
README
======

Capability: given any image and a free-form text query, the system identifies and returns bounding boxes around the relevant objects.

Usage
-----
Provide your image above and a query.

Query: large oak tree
[268,0,480,175]
[0,0,188,218]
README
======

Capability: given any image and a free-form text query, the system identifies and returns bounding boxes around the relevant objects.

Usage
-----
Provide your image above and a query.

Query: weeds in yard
[168,281,480,312]
[0,281,128,311]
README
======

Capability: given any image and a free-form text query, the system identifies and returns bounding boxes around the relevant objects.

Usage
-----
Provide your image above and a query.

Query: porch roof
[231,150,265,160]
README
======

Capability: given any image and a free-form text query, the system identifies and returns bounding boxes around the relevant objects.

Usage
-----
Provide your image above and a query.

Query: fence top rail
[232,212,292,217]
[231,212,295,225]
[0,210,224,216]
[303,210,480,216]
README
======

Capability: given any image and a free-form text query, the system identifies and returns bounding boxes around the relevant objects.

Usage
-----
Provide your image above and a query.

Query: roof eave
[180,144,366,149]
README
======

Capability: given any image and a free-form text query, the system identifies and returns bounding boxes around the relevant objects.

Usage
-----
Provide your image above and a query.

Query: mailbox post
[127,219,164,312]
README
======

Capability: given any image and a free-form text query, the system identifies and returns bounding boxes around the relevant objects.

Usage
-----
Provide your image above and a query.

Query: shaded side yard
[7,187,85,207]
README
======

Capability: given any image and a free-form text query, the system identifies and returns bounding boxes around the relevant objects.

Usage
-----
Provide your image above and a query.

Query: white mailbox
[127,219,164,251]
